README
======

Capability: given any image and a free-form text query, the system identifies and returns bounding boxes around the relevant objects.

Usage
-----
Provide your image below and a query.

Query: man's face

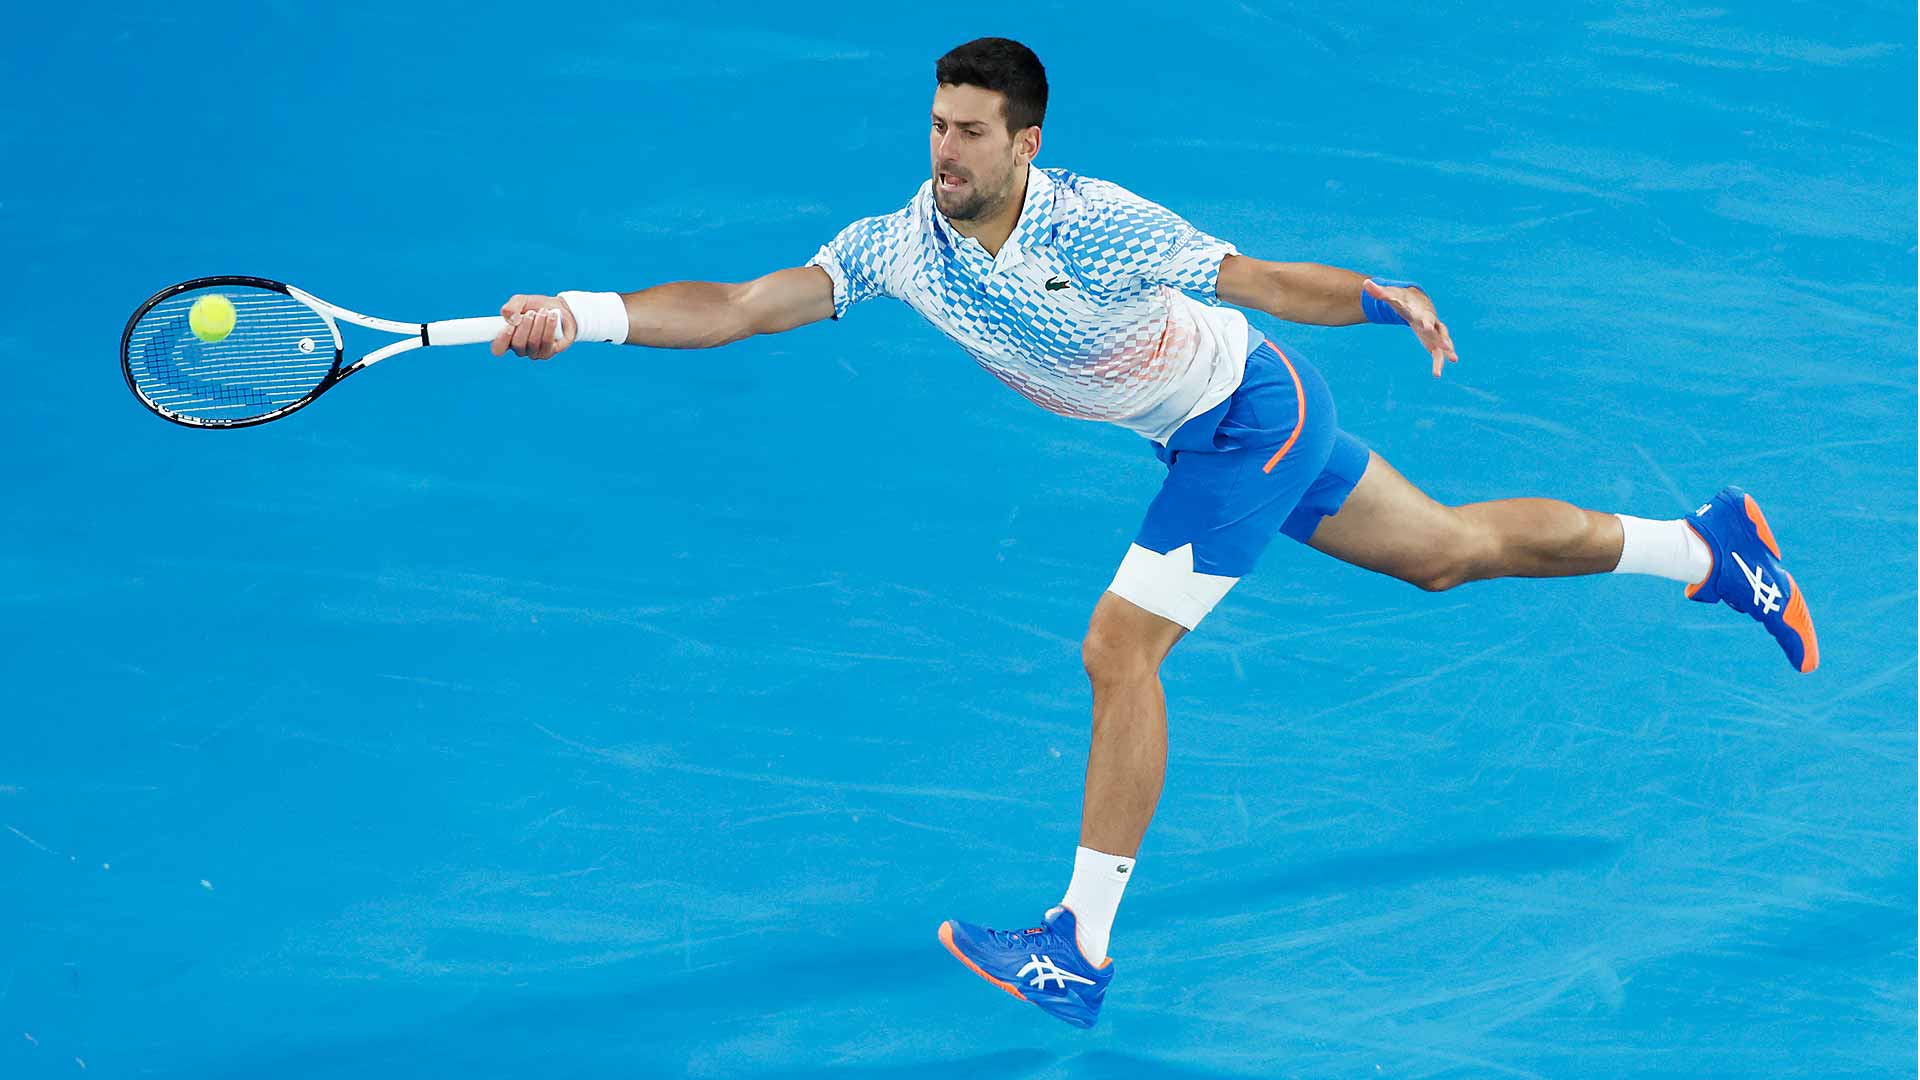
[929,83,1035,222]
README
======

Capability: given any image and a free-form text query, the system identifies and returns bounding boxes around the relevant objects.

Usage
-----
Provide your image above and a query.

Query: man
[491,37,1818,1029]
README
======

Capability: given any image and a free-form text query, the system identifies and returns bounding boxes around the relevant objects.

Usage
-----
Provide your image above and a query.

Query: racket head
[121,275,346,428]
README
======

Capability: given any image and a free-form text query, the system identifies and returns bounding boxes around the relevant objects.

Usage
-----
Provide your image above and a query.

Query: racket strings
[125,288,336,422]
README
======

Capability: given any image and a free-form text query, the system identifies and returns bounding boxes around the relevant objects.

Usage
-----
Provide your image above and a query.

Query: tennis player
[491,37,1818,1029]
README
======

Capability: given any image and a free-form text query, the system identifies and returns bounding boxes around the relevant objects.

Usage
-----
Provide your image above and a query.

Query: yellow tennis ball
[188,294,237,344]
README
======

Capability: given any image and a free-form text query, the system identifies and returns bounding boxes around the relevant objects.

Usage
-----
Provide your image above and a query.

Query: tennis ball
[188,294,237,344]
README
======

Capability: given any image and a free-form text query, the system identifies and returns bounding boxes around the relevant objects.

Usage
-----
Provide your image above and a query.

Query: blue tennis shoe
[938,905,1114,1028]
[1685,486,1819,673]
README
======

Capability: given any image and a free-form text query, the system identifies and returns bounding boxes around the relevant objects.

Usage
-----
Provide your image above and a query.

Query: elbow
[715,283,760,346]
[1259,266,1298,320]
[726,318,765,348]
[1217,256,1285,318]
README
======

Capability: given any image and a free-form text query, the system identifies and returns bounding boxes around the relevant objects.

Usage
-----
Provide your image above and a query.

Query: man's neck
[947,166,1030,258]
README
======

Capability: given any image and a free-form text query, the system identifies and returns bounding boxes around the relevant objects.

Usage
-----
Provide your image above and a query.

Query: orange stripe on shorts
[1261,341,1308,474]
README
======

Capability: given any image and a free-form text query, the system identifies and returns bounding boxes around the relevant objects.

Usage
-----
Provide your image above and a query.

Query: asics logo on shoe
[1731,551,1782,614]
[1018,955,1097,991]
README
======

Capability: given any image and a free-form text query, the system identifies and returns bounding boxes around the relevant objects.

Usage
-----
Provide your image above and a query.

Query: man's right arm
[491,265,837,360]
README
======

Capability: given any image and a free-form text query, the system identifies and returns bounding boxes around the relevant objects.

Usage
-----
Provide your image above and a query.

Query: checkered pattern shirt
[807,167,1251,442]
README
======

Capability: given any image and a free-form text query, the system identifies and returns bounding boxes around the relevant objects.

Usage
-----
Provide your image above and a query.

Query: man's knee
[1402,510,1497,592]
[1082,601,1181,684]
[1082,625,1155,684]
[1407,561,1470,593]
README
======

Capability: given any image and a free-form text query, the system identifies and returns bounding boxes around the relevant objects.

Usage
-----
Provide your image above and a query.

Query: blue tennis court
[3,3,1913,1076]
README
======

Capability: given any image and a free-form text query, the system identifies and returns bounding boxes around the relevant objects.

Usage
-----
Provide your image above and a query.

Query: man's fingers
[494,296,528,355]
[529,308,553,359]
[490,312,518,356]
[494,297,528,354]
[538,308,561,358]
[497,309,562,359]
[1410,318,1459,371]
[491,296,574,359]
[524,312,544,360]
[521,311,543,356]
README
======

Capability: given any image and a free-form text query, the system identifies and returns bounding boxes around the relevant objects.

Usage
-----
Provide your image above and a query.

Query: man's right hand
[491,295,577,360]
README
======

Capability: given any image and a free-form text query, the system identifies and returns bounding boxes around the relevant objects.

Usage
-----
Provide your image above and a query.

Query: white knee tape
[1105,543,1240,630]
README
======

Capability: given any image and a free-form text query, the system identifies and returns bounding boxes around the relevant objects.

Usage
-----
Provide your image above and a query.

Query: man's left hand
[1364,279,1460,378]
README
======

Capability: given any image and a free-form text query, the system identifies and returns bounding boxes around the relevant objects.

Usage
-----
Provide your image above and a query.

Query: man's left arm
[1215,254,1461,378]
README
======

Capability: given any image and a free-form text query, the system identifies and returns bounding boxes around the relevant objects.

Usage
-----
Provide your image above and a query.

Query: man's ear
[1018,125,1042,165]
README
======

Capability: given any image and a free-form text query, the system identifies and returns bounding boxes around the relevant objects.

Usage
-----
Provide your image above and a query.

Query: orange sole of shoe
[1743,495,1818,673]
[1779,570,1820,673]
[938,922,1028,1002]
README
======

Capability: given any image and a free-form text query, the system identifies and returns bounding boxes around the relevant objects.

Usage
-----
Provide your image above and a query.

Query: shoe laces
[985,922,1063,952]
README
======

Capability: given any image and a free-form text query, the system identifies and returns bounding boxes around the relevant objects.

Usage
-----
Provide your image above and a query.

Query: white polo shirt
[807,166,1252,443]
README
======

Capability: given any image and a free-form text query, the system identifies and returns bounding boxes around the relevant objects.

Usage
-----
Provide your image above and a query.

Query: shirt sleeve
[806,207,914,320]
[1058,179,1238,300]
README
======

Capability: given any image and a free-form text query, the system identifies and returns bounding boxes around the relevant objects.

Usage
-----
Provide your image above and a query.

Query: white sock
[1059,846,1132,965]
[1613,514,1713,584]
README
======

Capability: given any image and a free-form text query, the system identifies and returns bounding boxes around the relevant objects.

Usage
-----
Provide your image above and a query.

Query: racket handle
[423,316,509,346]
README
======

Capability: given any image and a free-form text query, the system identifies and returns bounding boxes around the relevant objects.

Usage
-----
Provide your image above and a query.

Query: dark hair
[935,37,1048,134]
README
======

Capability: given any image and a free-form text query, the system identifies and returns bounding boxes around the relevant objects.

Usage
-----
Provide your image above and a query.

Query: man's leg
[1303,451,1670,589]
[1046,457,1637,959]
[932,590,1181,1024]
[994,589,1184,971]
[1300,450,1818,670]
[1077,590,1187,856]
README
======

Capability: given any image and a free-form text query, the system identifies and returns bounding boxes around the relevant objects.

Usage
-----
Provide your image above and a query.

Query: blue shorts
[1133,338,1372,578]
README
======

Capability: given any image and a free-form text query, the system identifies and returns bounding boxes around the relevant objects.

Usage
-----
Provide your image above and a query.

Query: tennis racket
[121,275,510,428]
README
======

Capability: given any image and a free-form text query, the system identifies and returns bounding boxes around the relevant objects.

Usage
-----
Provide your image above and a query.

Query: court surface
[1,3,1914,1076]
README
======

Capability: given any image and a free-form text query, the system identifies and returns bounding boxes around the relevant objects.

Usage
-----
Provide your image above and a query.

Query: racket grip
[423,316,510,346]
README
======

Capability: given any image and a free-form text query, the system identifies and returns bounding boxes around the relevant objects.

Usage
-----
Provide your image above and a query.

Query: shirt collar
[1009,165,1054,252]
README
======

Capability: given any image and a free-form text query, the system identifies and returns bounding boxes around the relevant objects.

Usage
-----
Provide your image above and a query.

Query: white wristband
[557,290,629,344]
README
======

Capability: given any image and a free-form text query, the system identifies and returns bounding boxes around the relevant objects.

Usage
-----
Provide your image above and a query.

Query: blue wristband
[1362,278,1418,326]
